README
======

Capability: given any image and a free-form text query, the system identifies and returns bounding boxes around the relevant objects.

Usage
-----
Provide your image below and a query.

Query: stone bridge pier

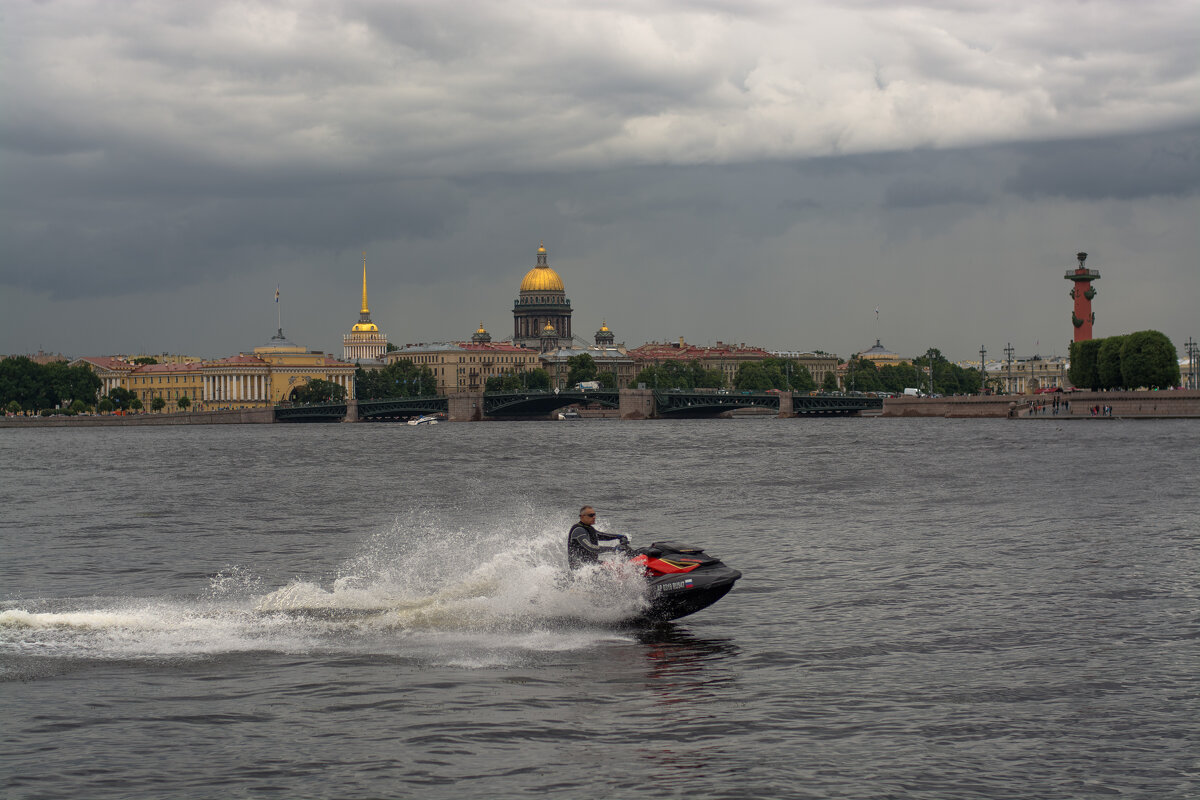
[777,391,793,417]
[448,392,484,421]
[619,388,656,419]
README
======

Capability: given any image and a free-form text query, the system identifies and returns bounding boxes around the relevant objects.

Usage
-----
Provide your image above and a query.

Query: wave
[0,511,651,663]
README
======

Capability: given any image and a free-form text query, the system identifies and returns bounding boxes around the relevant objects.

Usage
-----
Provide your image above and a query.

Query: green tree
[1120,330,1180,389]
[97,397,115,413]
[151,397,167,412]
[293,378,347,403]
[843,356,881,392]
[878,363,924,394]
[907,349,980,395]
[5,400,20,414]
[1097,335,1126,390]
[733,363,773,392]
[525,368,551,391]
[131,357,158,365]
[486,372,523,391]
[106,386,136,410]
[355,360,437,398]
[130,397,144,412]
[177,395,191,411]
[0,357,101,412]
[1069,339,1103,390]
[595,371,617,389]
[566,353,598,386]
[821,371,839,392]
[686,361,727,389]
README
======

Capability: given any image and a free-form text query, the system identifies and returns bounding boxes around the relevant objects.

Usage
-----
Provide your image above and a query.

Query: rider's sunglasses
[582,512,596,517]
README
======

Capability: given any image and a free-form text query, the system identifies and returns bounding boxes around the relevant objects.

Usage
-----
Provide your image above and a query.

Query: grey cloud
[1005,126,1200,200]
[3,1,1198,361]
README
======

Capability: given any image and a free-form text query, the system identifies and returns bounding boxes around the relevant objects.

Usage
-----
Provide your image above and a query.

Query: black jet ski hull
[640,564,742,622]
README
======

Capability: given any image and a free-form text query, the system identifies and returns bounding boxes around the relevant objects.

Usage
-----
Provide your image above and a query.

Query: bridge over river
[274,389,881,422]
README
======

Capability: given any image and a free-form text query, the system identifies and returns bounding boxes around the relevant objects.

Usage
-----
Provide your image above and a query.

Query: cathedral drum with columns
[513,243,572,350]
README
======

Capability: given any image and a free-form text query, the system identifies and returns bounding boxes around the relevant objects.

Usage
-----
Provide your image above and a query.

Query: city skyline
[2,1,1197,362]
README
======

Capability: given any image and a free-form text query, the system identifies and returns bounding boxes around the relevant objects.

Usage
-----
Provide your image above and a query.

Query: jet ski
[622,540,741,622]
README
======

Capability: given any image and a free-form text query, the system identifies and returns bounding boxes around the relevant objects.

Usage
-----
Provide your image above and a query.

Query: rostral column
[1065,251,1101,341]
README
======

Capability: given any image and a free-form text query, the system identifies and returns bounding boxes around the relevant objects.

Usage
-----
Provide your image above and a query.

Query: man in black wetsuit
[567,506,628,569]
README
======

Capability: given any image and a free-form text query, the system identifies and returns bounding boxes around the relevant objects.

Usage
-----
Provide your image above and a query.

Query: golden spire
[360,252,370,315]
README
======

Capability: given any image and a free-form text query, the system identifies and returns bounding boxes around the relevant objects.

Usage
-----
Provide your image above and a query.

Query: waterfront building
[1065,251,1101,342]
[539,322,636,389]
[5,350,68,365]
[987,354,1069,395]
[769,350,841,389]
[72,356,137,397]
[629,339,773,387]
[343,253,389,362]
[126,361,206,408]
[513,243,572,350]
[386,330,540,394]
[249,328,356,404]
[87,329,358,410]
[127,353,204,365]
[854,339,910,368]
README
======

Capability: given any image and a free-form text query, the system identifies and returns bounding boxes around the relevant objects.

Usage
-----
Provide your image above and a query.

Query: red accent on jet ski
[630,555,703,575]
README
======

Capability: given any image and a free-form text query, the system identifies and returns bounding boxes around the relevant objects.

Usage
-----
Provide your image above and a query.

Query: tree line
[1,357,101,415]
[1068,331,1179,390]
[840,350,983,395]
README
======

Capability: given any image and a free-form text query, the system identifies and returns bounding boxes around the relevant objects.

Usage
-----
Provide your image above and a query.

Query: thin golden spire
[360,251,369,315]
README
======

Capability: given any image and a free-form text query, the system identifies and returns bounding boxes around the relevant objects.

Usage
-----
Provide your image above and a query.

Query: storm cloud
[2,0,1197,361]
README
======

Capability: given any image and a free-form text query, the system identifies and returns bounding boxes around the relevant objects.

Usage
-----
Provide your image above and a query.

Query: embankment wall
[883,390,1200,419]
[1,408,275,427]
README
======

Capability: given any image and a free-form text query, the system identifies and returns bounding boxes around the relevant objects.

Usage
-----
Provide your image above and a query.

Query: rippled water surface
[2,419,1197,799]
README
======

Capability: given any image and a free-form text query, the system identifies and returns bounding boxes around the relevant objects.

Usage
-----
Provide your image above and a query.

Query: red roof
[75,356,135,371]
[456,342,538,353]
[130,362,204,374]
[209,355,268,365]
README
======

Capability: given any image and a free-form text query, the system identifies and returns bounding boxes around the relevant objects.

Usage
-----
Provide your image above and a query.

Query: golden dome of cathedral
[520,242,565,293]
[351,321,379,332]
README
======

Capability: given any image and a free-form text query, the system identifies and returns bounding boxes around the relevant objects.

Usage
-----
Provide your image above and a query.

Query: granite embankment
[882,390,1200,419]
[0,408,274,427]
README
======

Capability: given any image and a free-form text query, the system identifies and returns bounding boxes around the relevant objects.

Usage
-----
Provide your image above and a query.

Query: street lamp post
[979,345,987,394]
[926,348,936,396]
[1004,342,1015,396]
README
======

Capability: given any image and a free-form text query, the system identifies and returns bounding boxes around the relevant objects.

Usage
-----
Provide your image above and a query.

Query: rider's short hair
[579,505,593,514]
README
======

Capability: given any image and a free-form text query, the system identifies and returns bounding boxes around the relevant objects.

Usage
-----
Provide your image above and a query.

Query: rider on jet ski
[567,506,629,569]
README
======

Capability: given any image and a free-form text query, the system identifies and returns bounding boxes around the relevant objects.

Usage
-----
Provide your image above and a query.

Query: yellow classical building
[128,362,206,408]
[77,328,357,410]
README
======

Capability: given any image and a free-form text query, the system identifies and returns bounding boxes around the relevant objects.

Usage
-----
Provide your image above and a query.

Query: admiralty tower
[513,242,572,350]
[343,252,389,361]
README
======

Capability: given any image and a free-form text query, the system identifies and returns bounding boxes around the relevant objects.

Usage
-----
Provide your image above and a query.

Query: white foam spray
[0,507,650,665]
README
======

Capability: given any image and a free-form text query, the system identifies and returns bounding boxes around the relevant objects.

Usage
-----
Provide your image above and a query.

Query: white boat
[407,414,439,426]
[557,409,582,420]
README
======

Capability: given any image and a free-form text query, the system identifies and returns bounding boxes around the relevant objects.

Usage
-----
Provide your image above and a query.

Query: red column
[1065,252,1101,342]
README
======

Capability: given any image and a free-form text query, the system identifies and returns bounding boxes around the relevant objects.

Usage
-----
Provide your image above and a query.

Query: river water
[1,418,1197,799]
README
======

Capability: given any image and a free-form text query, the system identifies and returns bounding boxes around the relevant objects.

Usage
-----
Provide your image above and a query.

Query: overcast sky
[3,0,1198,362]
